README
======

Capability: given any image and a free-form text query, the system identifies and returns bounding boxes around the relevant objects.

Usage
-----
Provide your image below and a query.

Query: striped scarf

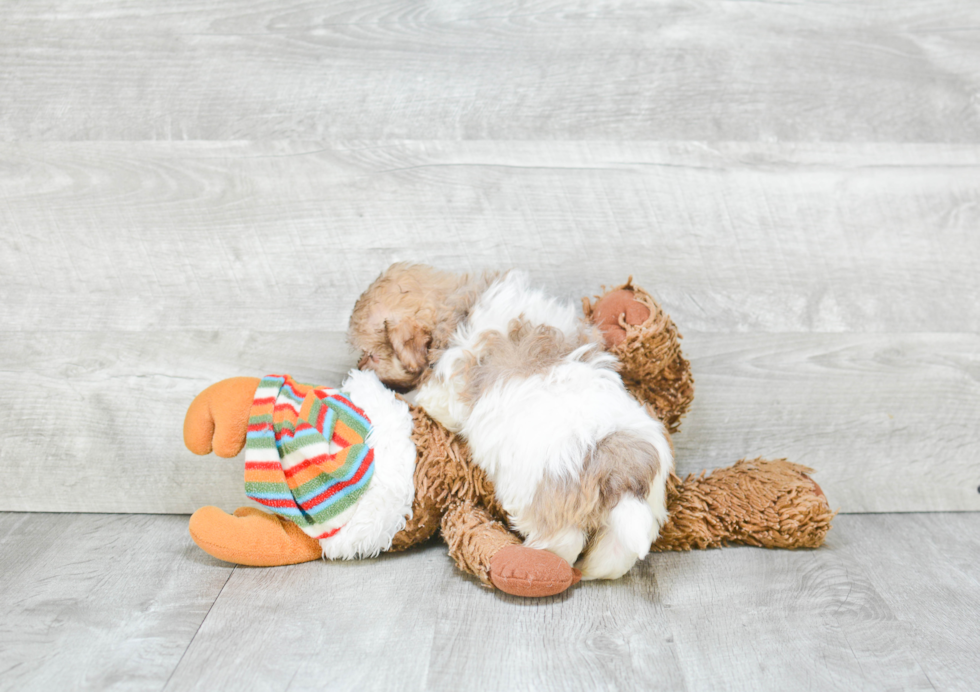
[244,374,375,540]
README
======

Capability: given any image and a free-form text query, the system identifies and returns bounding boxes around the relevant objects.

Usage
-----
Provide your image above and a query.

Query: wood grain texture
[2,5,979,525]
[674,332,980,514]
[2,513,977,691]
[846,513,980,692]
[654,513,980,691]
[1,141,979,333]
[153,512,980,691]
[2,0,978,687]
[162,540,456,692]
[1,330,976,514]
[2,1,980,141]
[0,513,234,692]
[0,330,356,515]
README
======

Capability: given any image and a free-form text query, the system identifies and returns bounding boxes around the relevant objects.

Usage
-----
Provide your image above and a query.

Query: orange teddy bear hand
[183,377,261,457]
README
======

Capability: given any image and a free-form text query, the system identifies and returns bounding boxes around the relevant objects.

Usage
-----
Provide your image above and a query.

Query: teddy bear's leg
[440,499,519,583]
[189,505,323,566]
[400,404,580,597]
[183,377,261,457]
[650,458,835,552]
[441,499,581,597]
[583,282,694,434]
[387,493,442,552]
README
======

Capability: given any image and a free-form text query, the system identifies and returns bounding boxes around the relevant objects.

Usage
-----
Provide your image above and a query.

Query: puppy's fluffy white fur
[416,271,672,580]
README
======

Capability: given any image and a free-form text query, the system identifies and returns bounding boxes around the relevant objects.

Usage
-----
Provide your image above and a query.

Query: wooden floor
[1,511,978,692]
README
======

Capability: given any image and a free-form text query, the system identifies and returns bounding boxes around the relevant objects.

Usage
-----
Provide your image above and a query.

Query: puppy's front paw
[489,544,581,597]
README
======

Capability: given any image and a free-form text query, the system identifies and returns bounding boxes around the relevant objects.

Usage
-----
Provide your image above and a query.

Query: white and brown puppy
[350,265,672,580]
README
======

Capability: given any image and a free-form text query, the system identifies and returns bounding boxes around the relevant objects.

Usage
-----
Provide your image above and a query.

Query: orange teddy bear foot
[189,506,323,567]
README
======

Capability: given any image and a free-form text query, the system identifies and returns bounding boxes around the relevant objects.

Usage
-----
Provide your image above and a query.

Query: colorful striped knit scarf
[243,374,375,541]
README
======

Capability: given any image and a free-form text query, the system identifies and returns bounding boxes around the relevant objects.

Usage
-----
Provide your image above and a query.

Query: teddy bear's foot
[189,505,323,566]
[439,499,580,597]
[653,458,836,552]
[489,545,582,598]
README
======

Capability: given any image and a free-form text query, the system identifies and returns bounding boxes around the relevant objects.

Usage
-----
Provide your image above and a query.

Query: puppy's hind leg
[576,427,668,580]
[577,496,655,580]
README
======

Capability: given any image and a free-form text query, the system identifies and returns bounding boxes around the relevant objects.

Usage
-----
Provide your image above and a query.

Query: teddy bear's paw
[489,544,581,598]
[183,377,261,457]
[189,505,322,567]
[590,288,652,347]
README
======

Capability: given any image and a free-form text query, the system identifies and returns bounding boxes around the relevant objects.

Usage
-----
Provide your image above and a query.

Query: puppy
[348,263,498,391]
[349,265,672,579]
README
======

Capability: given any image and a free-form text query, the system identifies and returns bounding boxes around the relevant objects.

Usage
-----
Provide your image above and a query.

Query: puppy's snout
[358,354,379,370]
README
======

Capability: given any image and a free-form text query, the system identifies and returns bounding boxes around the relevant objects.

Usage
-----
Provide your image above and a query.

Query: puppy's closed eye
[358,353,380,370]
[386,318,431,374]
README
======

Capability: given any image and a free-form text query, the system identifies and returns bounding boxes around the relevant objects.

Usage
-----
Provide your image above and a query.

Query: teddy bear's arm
[393,403,511,568]
[584,281,695,434]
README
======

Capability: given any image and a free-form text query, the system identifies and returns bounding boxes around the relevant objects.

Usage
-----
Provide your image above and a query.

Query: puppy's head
[349,263,457,391]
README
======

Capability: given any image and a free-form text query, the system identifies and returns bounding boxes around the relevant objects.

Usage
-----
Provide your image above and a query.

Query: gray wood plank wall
[4,1,980,142]
[1,2,978,515]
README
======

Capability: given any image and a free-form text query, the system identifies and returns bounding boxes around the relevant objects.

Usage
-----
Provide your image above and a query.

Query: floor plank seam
[919,667,940,692]
[159,565,236,691]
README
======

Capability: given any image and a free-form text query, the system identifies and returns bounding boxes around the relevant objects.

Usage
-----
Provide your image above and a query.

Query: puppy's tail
[578,496,656,581]
[577,429,670,580]
[608,496,656,559]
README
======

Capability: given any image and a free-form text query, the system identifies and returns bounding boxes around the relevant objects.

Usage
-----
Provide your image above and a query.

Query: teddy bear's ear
[386,318,431,374]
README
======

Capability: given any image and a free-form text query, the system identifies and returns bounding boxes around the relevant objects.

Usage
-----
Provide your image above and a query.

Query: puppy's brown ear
[386,318,431,374]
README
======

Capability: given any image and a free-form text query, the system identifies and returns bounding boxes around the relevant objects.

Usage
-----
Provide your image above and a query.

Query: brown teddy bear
[185,282,833,597]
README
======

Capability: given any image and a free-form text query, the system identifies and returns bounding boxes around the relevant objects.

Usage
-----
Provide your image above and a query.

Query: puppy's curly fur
[348,263,498,391]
